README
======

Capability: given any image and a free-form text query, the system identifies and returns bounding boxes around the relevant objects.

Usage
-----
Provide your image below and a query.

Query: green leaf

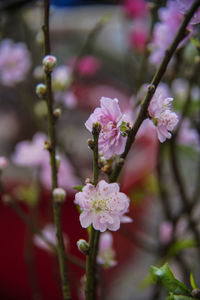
[167,239,197,258]
[166,295,198,300]
[73,185,83,192]
[190,270,196,290]
[150,263,191,296]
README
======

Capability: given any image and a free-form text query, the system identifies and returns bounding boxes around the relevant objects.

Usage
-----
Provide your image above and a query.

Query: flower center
[93,198,109,211]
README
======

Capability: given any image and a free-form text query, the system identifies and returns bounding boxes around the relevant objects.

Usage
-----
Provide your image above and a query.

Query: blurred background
[0,0,200,299]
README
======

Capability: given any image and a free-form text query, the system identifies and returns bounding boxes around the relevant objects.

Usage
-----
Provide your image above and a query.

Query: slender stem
[42,1,71,298]
[109,0,200,183]
[85,125,100,300]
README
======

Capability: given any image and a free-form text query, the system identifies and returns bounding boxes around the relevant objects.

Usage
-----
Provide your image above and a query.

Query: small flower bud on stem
[43,55,57,73]
[77,239,89,255]
[87,139,95,150]
[92,122,101,136]
[36,83,47,98]
[44,140,52,151]
[53,188,66,203]
[53,108,62,119]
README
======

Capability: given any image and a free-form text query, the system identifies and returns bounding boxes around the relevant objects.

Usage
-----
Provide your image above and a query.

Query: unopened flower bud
[87,139,94,150]
[44,140,51,150]
[43,55,57,72]
[92,122,101,135]
[0,156,8,170]
[77,239,89,255]
[85,178,93,184]
[101,164,112,173]
[148,84,155,94]
[53,108,62,118]
[55,154,61,170]
[53,188,66,203]
[35,83,46,98]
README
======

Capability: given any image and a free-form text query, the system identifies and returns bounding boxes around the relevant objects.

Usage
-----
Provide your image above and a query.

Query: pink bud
[43,55,57,72]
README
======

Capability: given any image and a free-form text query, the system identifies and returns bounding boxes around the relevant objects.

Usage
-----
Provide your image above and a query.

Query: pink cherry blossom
[157,110,179,143]
[12,132,47,167]
[85,97,130,159]
[0,39,31,86]
[75,180,131,232]
[97,232,117,267]
[76,56,100,76]
[148,86,179,143]
[13,133,79,191]
[122,0,148,19]
[33,223,68,253]
[176,0,200,24]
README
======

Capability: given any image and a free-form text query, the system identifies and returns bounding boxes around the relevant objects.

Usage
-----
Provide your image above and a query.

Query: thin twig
[42,1,71,298]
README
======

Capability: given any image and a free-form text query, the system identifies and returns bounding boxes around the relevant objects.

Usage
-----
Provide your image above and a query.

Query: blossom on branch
[149,0,194,65]
[75,180,131,232]
[85,97,131,159]
[33,223,68,253]
[148,87,179,142]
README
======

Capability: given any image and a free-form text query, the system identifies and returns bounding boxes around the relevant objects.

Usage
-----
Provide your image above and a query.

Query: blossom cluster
[75,180,131,232]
